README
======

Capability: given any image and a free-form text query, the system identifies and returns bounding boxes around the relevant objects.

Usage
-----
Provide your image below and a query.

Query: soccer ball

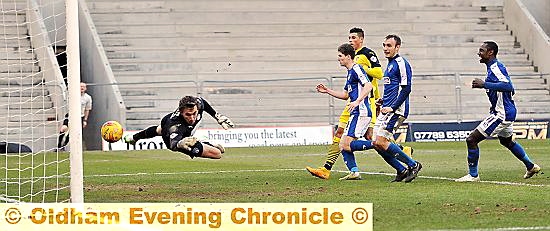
[101,121,123,143]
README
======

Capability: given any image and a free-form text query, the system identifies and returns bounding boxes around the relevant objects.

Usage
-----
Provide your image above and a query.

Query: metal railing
[86,72,550,130]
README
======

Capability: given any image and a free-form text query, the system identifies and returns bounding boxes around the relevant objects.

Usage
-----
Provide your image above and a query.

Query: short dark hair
[385,34,402,46]
[349,27,364,38]
[178,95,198,110]
[483,41,499,56]
[338,43,355,59]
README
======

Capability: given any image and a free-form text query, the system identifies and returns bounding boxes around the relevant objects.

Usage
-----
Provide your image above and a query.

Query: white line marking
[80,169,550,187]
[428,227,550,231]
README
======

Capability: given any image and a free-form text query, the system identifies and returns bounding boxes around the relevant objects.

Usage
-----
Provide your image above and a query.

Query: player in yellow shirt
[306,27,412,180]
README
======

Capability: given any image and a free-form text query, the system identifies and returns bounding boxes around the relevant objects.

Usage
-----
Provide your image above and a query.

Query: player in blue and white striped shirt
[372,35,422,182]
[315,43,373,180]
[341,35,423,182]
[455,41,541,182]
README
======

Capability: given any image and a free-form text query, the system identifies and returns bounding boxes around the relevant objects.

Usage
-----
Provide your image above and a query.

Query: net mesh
[1,0,70,203]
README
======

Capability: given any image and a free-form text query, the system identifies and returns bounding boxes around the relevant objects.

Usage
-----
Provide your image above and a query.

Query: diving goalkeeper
[123,96,234,159]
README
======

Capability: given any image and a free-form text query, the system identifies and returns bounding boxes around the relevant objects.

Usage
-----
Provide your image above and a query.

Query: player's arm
[316,83,348,100]
[386,61,412,113]
[348,82,372,112]
[472,78,513,91]
[200,97,234,129]
[356,53,383,80]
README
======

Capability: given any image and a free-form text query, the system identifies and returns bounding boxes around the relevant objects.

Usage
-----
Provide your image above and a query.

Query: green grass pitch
[7,139,550,230]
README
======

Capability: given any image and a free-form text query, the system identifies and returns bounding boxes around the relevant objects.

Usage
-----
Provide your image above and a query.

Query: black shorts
[62,113,85,126]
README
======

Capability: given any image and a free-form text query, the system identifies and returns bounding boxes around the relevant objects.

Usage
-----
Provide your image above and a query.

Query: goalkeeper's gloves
[177,137,198,151]
[215,113,235,130]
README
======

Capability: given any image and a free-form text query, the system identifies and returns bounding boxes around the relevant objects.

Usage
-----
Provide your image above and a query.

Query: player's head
[383,34,401,58]
[178,96,199,125]
[348,27,364,50]
[337,43,356,68]
[478,41,498,63]
[80,82,87,94]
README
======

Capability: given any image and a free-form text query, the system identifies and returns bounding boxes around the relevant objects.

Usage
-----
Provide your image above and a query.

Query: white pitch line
[334,170,549,187]
[81,169,550,187]
[428,226,550,231]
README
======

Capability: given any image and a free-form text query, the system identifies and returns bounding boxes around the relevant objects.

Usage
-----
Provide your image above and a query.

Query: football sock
[387,143,416,167]
[133,126,158,141]
[350,140,374,152]
[507,142,534,170]
[57,132,69,148]
[467,148,480,177]
[323,141,340,170]
[377,149,406,173]
[341,150,359,172]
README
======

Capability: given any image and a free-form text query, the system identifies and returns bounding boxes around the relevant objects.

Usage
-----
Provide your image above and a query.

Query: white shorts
[475,114,514,138]
[343,114,371,139]
[373,112,402,140]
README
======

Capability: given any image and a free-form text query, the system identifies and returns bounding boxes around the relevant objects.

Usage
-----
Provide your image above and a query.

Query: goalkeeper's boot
[523,164,541,179]
[339,171,361,181]
[306,166,330,180]
[391,169,409,182]
[123,134,136,145]
[455,174,480,182]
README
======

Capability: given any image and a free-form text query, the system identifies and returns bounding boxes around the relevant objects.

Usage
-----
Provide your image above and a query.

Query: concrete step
[0,14,26,23]
[0,39,31,48]
[88,0,395,11]
[0,109,57,122]
[0,51,34,60]
[89,10,503,24]
[103,45,526,61]
[0,87,50,97]
[109,61,192,72]
[104,48,189,60]
[1,101,54,109]
[0,74,43,85]
[0,125,57,136]
[1,25,28,35]
[95,22,507,35]
[399,0,503,7]
[99,31,514,47]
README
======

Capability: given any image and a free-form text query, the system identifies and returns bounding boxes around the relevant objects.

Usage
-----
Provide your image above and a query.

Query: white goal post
[0,0,83,203]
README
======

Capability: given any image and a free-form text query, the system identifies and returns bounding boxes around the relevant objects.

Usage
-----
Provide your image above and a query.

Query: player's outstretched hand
[316,83,328,93]
[215,113,235,130]
[177,137,198,151]
[472,78,485,88]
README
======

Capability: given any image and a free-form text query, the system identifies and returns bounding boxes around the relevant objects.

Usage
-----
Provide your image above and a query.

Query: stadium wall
[504,0,550,87]
[27,0,66,124]
[78,0,126,150]
[520,0,550,35]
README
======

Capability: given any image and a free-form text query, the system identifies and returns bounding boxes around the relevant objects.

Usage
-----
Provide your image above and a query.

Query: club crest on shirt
[370,56,378,63]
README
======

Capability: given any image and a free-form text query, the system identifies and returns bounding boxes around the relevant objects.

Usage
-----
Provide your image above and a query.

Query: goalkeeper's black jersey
[159,97,215,151]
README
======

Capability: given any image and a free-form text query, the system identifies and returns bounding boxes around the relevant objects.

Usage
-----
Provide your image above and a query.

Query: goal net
[1,0,82,203]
